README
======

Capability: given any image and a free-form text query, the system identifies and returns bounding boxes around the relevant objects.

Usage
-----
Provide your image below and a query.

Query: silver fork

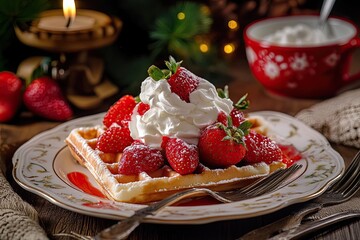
[54,164,301,240]
[239,150,360,240]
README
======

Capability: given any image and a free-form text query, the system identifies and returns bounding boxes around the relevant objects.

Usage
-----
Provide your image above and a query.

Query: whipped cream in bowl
[129,77,233,149]
[263,24,329,45]
[246,15,357,47]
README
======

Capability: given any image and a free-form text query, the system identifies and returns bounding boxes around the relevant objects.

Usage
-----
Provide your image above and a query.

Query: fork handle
[95,217,140,240]
[94,188,208,240]
[238,202,322,240]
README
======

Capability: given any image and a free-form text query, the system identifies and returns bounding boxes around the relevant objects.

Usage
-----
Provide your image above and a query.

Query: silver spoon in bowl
[318,0,336,37]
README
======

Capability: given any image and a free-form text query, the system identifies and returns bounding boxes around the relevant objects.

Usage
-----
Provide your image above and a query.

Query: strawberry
[0,71,23,122]
[147,56,199,102]
[118,142,165,175]
[217,109,245,127]
[137,102,150,116]
[0,100,16,122]
[23,77,73,121]
[96,124,133,153]
[163,137,199,175]
[217,89,249,127]
[244,130,283,164]
[198,119,252,168]
[279,144,302,166]
[103,95,136,128]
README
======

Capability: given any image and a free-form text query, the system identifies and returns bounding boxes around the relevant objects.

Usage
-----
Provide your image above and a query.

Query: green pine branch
[0,0,50,44]
[149,2,212,60]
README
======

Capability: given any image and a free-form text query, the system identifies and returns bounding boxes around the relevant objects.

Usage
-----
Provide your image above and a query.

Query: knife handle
[268,211,360,240]
[238,202,322,240]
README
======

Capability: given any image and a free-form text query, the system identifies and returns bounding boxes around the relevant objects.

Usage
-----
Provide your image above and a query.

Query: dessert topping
[244,130,283,164]
[198,118,252,168]
[118,141,165,175]
[163,137,199,175]
[148,56,199,102]
[103,95,136,128]
[96,124,134,153]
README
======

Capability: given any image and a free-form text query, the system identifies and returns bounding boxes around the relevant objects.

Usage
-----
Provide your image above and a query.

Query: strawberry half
[103,95,136,128]
[163,137,199,175]
[23,77,73,121]
[118,142,165,175]
[244,130,283,164]
[96,124,133,153]
[198,118,252,168]
[147,56,199,102]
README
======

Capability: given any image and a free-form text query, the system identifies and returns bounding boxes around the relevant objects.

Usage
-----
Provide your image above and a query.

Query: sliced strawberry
[96,125,133,153]
[164,138,199,175]
[198,120,251,168]
[244,130,283,164]
[137,102,150,116]
[147,56,199,102]
[118,142,165,175]
[103,95,136,128]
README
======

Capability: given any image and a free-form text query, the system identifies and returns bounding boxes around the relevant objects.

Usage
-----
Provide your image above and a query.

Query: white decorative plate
[12,111,344,224]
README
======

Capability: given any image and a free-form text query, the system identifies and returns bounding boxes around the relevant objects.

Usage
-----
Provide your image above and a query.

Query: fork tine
[341,163,360,199]
[238,164,300,193]
[228,164,301,199]
[330,151,360,193]
[343,173,360,199]
[246,164,302,195]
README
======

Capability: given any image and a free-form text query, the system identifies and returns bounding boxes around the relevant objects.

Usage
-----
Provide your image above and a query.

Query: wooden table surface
[1,59,359,240]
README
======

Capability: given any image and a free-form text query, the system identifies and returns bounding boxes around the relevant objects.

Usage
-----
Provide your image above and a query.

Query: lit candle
[37,0,95,31]
[63,0,76,27]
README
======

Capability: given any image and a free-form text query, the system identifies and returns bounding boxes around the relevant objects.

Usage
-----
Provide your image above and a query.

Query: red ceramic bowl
[244,15,360,99]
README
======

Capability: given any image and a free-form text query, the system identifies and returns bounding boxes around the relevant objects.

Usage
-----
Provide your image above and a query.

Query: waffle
[65,116,286,203]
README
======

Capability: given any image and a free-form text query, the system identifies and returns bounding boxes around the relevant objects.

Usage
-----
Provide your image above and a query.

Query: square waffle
[65,116,286,203]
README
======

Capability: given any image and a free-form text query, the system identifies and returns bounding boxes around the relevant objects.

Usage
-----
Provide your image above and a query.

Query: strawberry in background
[0,71,23,122]
[23,77,73,121]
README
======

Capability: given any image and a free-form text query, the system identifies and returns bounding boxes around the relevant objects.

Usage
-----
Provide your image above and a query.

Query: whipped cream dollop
[129,77,233,149]
[264,24,330,45]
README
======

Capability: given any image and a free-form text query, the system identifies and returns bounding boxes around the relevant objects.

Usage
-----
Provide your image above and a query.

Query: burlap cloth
[0,170,48,240]
[1,124,51,240]
[295,88,360,149]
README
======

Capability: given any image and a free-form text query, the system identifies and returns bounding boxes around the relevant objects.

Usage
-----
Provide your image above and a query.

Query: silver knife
[268,210,360,240]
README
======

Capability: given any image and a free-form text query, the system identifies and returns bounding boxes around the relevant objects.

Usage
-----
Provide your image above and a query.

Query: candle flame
[63,0,76,28]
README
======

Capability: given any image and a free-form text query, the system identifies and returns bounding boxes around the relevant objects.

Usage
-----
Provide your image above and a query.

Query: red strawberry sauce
[67,172,106,198]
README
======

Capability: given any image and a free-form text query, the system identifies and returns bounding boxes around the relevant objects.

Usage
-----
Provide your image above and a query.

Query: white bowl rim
[244,15,358,47]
